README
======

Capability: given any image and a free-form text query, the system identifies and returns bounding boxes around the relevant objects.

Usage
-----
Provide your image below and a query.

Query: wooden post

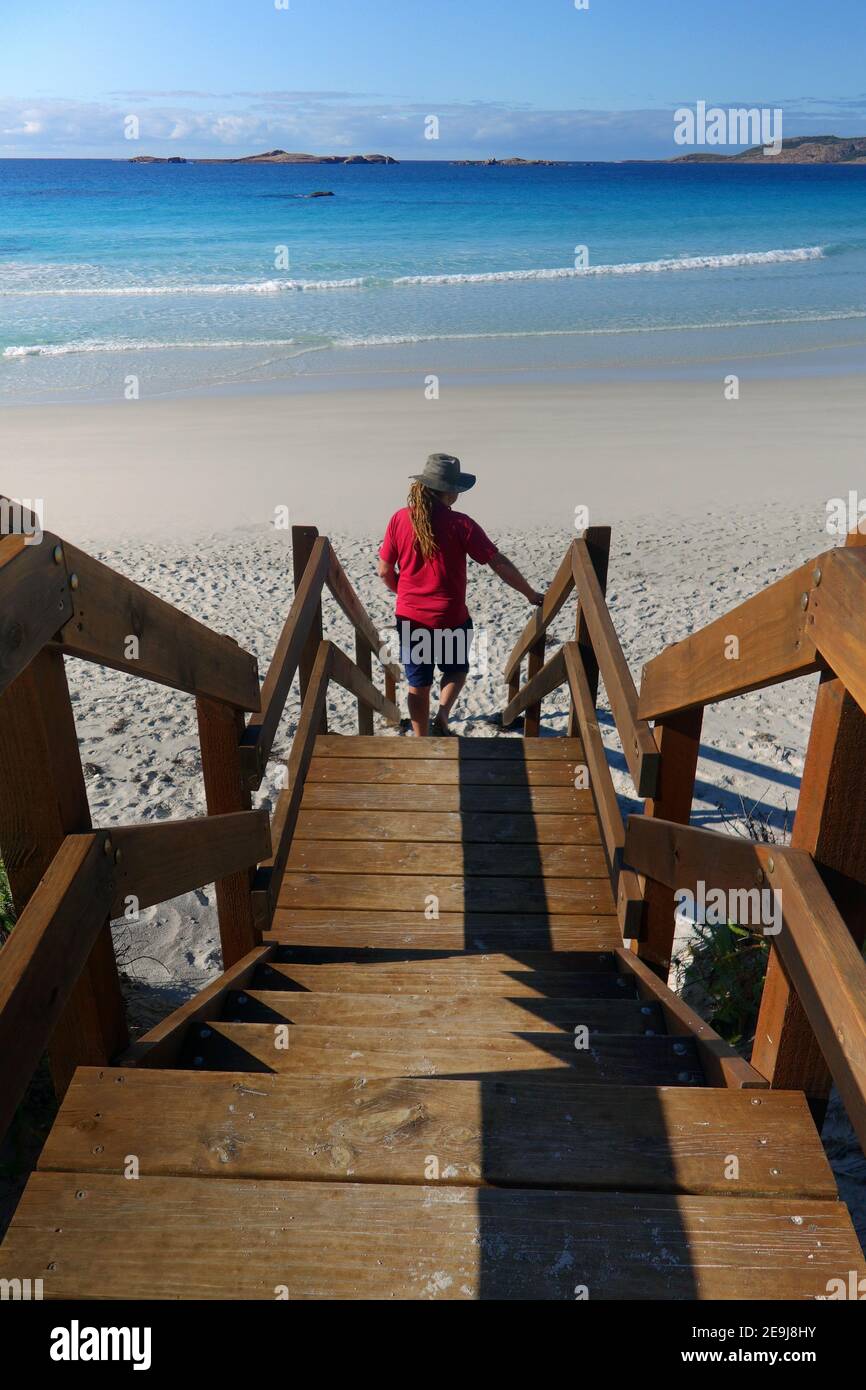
[568,527,611,735]
[505,669,520,728]
[196,695,260,964]
[292,525,327,734]
[0,648,127,1100]
[752,531,866,1118]
[632,708,704,979]
[385,668,397,714]
[355,632,375,735]
[523,635,545,737]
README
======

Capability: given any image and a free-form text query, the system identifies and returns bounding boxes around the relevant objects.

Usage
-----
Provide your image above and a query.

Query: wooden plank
[569,525,611,735]
[501,646,564,729]
[239,534,330,786]
[638,556,824,720]
[278,872,617,914]
[312,735,586,760]
[255,640,332,924]
[180,1020,704,1086]
[121,945,274,1069]
[56,541,261,710]
[286,839,609,879]
[329,644,400,726]
[223,990,661,1034]
[624,814,760,894]
[196,694,259,966]
[0,834,114,1139]
[615,949,768,1090]
[4,1173,860,1299]
[306,756,578,785]
[252,960,635,999]
[295,809,602,844]
[300,782,595,813]
[809,545,866,716]
[0,534,72,694]
[39,1071,834,1198]
[0,647,127,1102]
[564,642,644,937]
[572,540,659,797]
[291,525,326,731]
[266,917,623,952]
[503,542,575,682]
[326,545,402,688]
[109,810,272,917]
[634,708,703,978]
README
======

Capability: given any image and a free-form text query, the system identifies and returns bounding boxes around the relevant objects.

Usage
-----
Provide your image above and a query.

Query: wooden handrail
[564,642,644,937]
[326,546,402,687]
[502,646,565,727]
[0,805,270,1141]
[239,536,332,786]
[252,637,399,925]
[239,533,401,788]
[254,639,333,924]
[329,643,401,725]
[110,811,271,915]
[0,525,261,709]
[503,541,575,682]
[639,543,866,723]
[638,555,825,721]
[624,816,866,1148]
[572,540,659,798]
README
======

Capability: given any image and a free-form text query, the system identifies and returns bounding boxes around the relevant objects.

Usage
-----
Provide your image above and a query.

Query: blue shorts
[395,616,473,689]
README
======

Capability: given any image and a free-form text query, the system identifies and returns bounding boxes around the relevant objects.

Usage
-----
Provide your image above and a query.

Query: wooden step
[176,1021,703,1085]
[301,783,593,813]
[313,735,587,761]
[38,1069,836,1199]
[266,915,623,953]
[306,756,580,786]
[221,990,664,1034]
[270,946,619,971]
[286,840,609,878]
[252,961,638,999]
[5,1171,862,1299]
[295,810,601,844]
[278,873,617,915]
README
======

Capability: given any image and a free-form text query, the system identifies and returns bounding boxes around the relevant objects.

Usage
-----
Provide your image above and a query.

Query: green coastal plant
[0,857,14,941]
[674,792,788,1051]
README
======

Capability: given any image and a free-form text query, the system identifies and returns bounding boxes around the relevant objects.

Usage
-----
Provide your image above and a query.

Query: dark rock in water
[308,190,335,197]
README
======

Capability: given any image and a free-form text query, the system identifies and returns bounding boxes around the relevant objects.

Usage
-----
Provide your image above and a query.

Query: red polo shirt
[379,502,498,626]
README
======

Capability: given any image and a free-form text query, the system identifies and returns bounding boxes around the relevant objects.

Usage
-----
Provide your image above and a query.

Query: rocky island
[129,150,397,165]
[672,134,866,164]
[450,156,560,166]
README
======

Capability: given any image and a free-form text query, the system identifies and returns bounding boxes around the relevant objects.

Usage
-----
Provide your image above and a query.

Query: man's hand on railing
[489,551,544,606]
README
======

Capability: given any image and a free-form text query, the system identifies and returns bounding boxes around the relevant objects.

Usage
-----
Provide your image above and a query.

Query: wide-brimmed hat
[410,453,476,493]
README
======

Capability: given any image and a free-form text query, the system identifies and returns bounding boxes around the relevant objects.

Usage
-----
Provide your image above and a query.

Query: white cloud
[0,94,864,160]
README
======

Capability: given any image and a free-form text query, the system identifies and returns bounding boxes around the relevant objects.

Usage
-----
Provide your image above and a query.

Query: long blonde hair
[408,481,440,561]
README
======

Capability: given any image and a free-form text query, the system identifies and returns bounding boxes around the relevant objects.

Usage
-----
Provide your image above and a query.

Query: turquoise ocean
[2,158,866,400]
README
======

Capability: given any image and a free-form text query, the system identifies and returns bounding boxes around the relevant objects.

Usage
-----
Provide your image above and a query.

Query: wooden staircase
[1,513,866,1299]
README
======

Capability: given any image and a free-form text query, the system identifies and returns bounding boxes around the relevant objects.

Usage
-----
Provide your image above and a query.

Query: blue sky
[2,0,866,158]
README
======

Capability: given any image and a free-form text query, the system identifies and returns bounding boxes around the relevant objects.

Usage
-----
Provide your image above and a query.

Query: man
[378,453,545,736]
